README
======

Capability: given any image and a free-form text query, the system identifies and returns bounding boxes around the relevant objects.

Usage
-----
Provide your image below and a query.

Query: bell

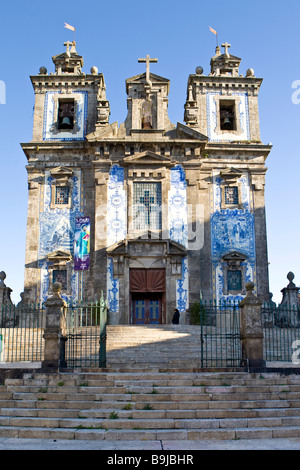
[60,116,73,129]
[221,117,232,130]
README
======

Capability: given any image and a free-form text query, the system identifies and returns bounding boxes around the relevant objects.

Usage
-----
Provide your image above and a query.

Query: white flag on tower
[64,22,75,32]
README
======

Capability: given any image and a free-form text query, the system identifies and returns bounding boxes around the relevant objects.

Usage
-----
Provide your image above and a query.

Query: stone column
[42,282,67,371]
[239,281,265,370]
[278,272,300,327]
[281,272,299,308]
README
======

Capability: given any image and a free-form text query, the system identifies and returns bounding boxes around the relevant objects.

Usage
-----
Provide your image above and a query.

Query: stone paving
[0,437,299,450]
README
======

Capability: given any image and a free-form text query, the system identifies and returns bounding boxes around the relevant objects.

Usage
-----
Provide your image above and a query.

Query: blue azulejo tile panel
[107,257,119,313]
[169,165,188,248]
[38,170,83,304]
[43,91,88,141]
[107,165,126,247]
[206,92,250,142]
[176,258,189,313]
[211,209,256,263]
[211,170,256,302]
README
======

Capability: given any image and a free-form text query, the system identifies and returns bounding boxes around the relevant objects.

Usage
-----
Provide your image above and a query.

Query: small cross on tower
[64,41,73,54]
[138,54,158,82]
[64,41,76,55]
[222,42,231,57]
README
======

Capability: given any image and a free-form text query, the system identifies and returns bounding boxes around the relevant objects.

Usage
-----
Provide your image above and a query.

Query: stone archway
[106,234,187,324]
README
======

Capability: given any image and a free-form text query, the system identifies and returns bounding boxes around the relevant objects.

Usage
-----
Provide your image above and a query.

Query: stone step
[1,370,300,441]
[9,390,300,406]
[3,405,300,420]
[1,425,300,441]
[9,384,300,399]
[1,414,300,432]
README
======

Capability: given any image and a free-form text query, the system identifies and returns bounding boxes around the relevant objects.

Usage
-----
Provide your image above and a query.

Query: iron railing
[263,303,300,363]
[0,303,45,363]
[64,296,107,368]
[196,300,242,368]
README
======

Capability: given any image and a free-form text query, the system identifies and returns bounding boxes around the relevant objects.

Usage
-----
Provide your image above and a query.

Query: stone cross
[64,41,76,55]
[138,55,158,82]
[64,41,73,54]
[222,42,231,57]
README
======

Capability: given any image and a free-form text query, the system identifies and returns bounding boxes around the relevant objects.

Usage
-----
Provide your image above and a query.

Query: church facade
[21,41,271,324]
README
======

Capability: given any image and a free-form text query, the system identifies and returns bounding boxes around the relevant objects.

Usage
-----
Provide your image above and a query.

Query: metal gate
[64,295,107,368]
[263,303,300,363]
[0,302,45,363]
[197,300,242,368]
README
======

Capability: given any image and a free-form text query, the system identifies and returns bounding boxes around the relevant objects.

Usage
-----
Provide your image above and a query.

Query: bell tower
[22,41,110,303]
[184,42,261,143]
[30,41,110,142]
[183,43,272,303]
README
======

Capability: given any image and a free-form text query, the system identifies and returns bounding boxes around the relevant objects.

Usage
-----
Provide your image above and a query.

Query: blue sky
[0,0,299,303]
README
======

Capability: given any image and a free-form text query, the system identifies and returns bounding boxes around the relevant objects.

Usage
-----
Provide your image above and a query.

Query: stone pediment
[50,166,73,178]
[222,251,247,268]
[126,72,170,92]
[220,167,243,184]
[123,150,173,166]
[214,53,241,62]
[176,122,208,141]
[107,235,187,257]
[47,250,72,266]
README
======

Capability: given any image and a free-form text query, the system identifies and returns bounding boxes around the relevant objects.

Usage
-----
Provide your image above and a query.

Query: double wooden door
[132,294,162,325]
[130,268,165,325]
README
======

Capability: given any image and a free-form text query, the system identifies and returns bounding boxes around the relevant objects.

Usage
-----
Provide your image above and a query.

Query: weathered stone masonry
[21,41,272,325]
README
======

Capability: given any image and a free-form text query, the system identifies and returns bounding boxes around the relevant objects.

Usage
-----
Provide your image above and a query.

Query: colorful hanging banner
[74,216,90,270]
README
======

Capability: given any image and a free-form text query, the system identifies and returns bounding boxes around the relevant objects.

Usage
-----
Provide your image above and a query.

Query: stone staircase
[0,324,300,441]
[106,325,206,371]
[104,325,239,371]
[1,371,300,440]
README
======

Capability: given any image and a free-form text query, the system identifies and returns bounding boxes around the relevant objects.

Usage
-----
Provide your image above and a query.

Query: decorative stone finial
[239,281,261,307]
[90,66,98,75]
[286,271,296,288]
[52,282,62,297]
[0,271,6,286]
[245,281,255,292]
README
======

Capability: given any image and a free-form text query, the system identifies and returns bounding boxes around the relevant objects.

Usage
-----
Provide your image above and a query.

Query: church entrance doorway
[132,294,162,324]
[129,268,166,325]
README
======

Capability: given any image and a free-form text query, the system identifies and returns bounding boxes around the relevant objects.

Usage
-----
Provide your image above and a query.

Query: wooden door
[133,295,162,324]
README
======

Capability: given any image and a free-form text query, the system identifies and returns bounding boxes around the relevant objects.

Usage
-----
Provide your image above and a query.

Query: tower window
[133,182,162,230]
[220,101,236,131]
[224,186,238,205]
[58,99,75,130]
[55,186,70,205]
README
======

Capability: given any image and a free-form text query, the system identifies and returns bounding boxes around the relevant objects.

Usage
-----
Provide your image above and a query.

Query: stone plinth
[42,282,67,371]
[239,281,265,370]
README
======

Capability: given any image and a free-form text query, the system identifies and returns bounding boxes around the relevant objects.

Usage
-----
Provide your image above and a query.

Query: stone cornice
[187,74,263,96]
[30,73,104,92]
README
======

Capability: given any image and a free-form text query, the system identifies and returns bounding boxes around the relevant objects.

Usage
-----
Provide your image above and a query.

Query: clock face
[43,91,88,141]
